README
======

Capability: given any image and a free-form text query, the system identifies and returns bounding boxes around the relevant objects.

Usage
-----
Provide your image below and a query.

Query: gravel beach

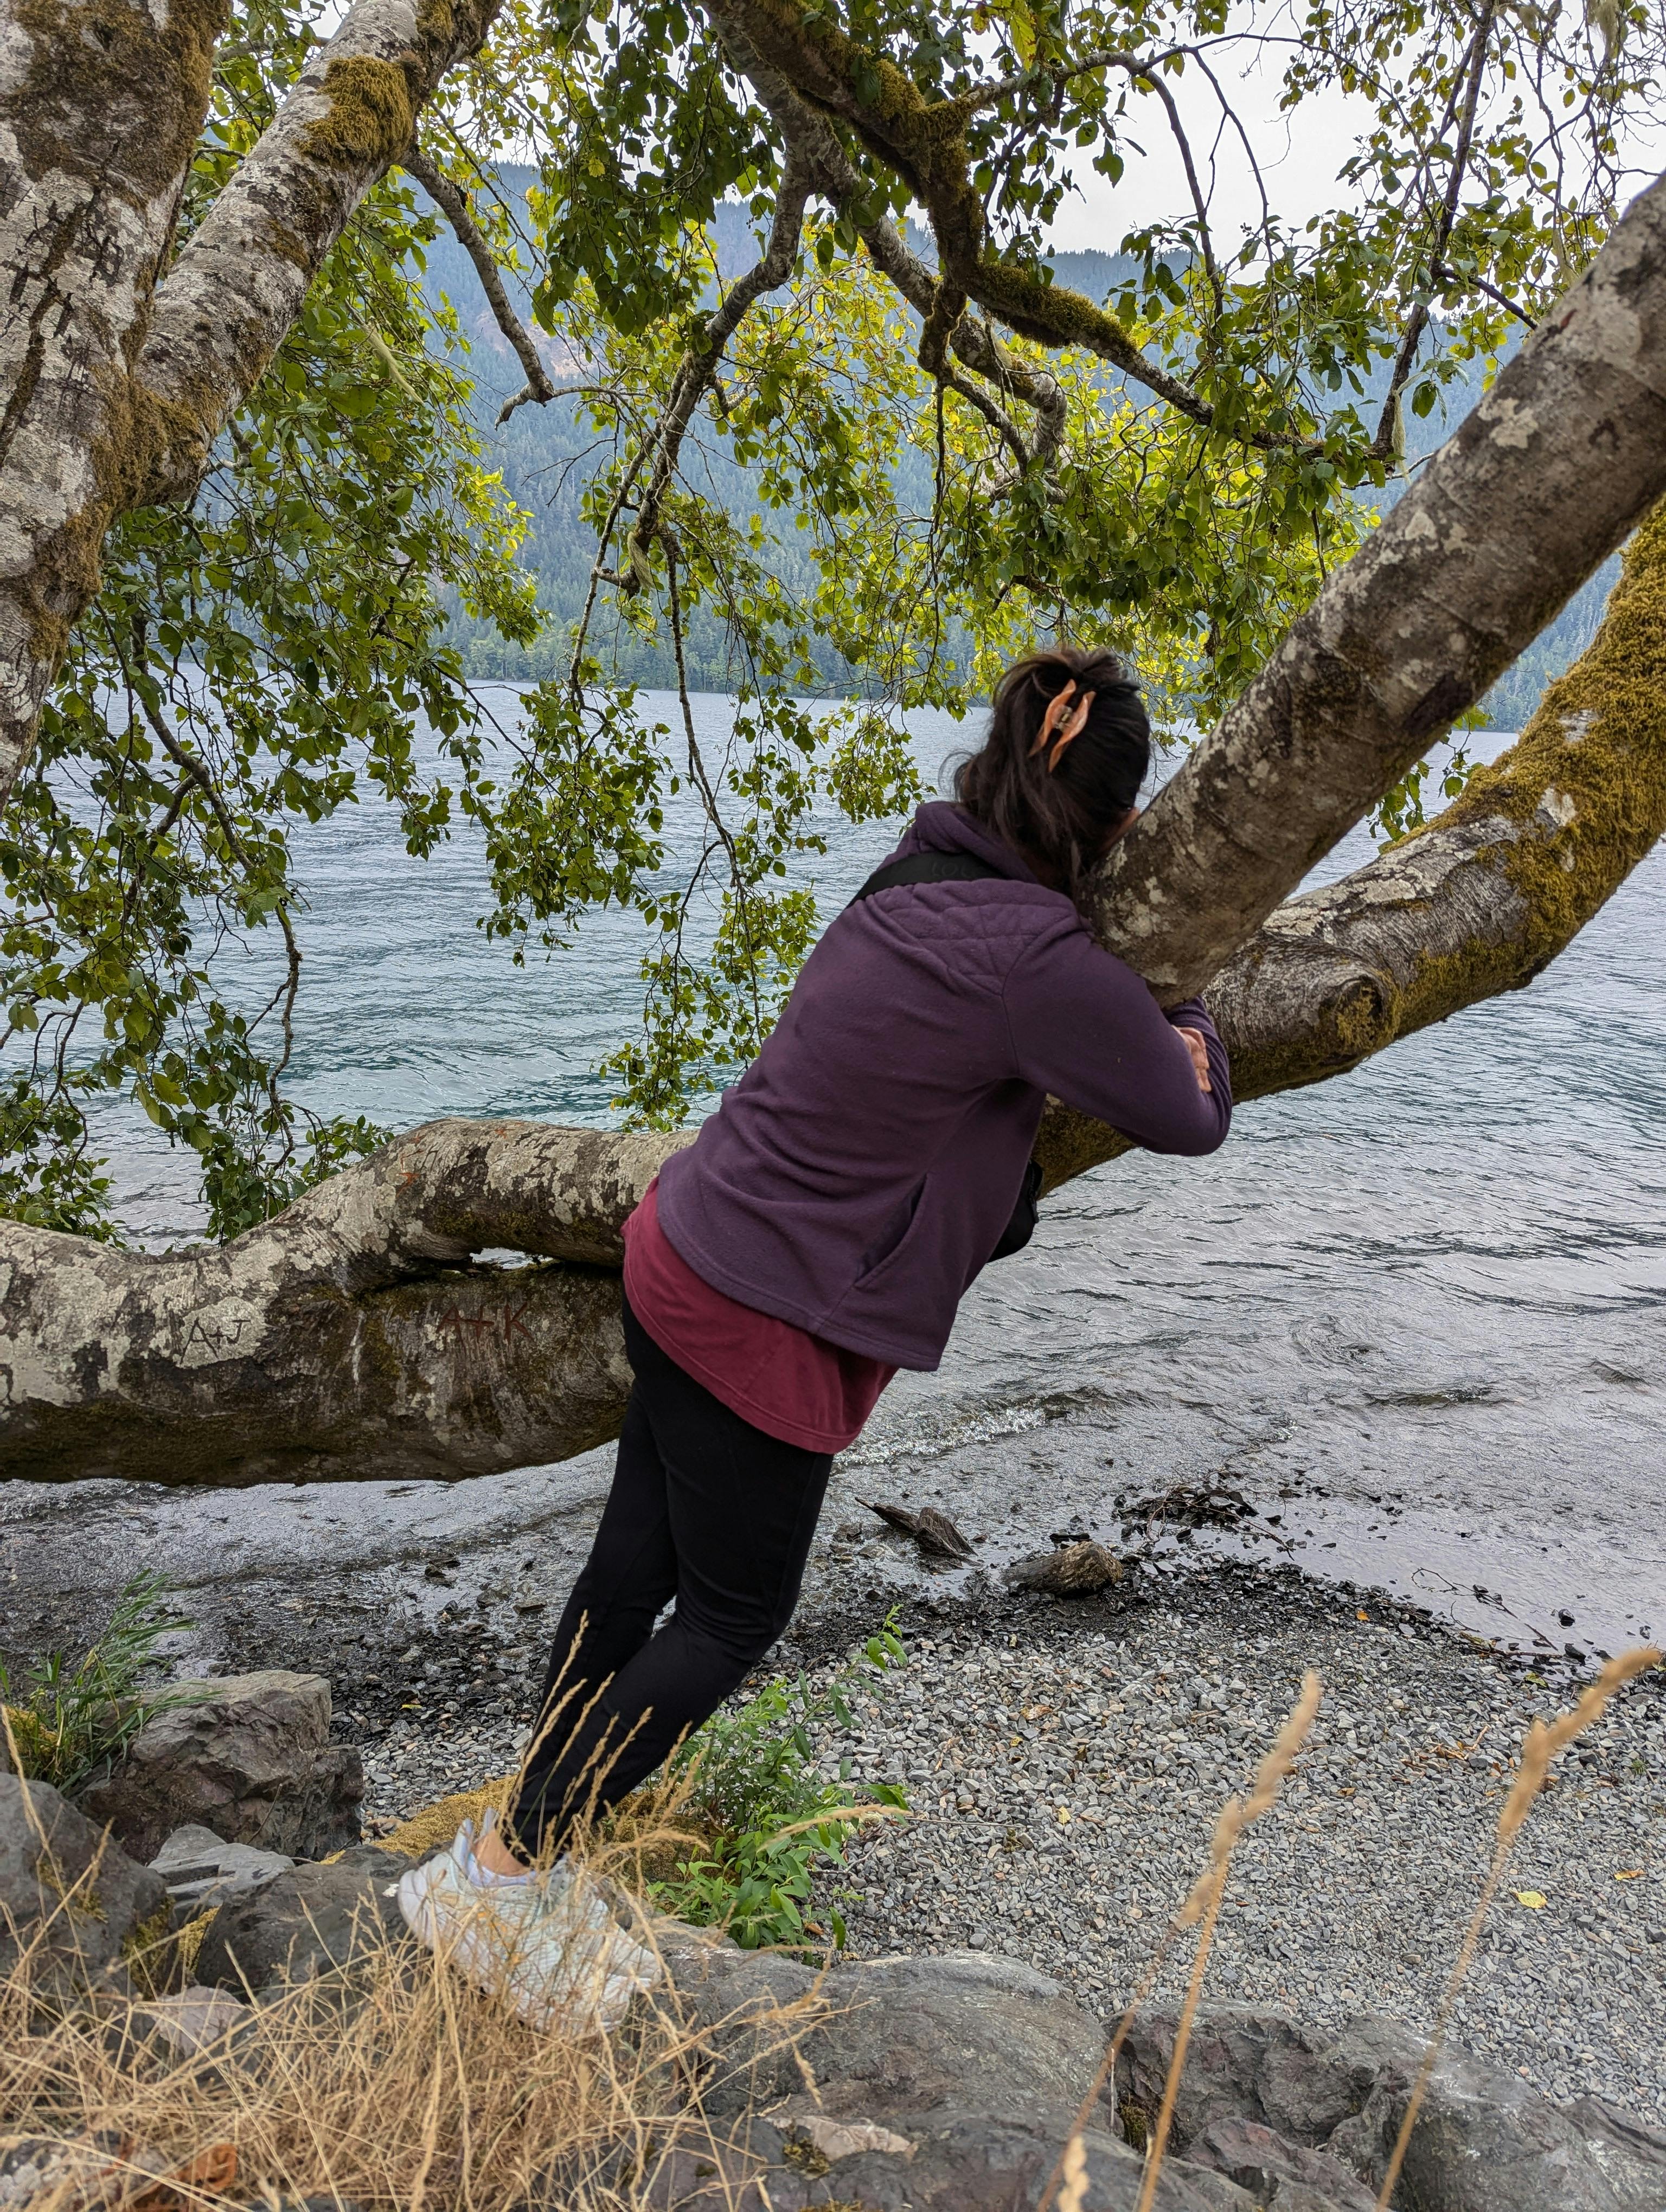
[345,1564,1666,2126]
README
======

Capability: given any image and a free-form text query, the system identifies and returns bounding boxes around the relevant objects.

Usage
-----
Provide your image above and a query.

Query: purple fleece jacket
[656,801,1232,1370]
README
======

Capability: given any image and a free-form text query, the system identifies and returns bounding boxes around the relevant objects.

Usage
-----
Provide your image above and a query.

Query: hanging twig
[620,150,814,588]
[142,703,304,1101]
[402,146,558,424]
[1431,261,1539,329]
[664,549,766,1044]
[1130,65,1225,324]
[1373,3,1499,455]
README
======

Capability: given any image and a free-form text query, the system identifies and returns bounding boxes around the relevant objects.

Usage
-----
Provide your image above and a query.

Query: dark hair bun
[954,648,1150,906]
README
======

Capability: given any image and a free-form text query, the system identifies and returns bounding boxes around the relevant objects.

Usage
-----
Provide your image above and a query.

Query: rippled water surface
[27,696,1666,1658]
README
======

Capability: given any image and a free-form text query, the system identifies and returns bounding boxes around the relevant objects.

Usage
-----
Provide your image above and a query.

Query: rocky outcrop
[0,1773,166,1985]
[1116,2007,1666,2212]
[79,1671,363,1861]
[661,1937,1103,2121]
[657,1942,1666,2211]
[149,1823,296,1923]
[627,2113,1257,2209]
[9,1782,1658,2212]
[559,1937,1255,2210]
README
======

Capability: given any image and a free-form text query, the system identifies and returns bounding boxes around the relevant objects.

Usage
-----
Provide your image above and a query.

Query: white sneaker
[396,1817,663,2034]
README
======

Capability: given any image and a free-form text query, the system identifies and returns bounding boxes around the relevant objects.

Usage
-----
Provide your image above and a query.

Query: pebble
[811,1593,1666,2124]
[353,1626,539,1836]
[347,1578,1665,2123]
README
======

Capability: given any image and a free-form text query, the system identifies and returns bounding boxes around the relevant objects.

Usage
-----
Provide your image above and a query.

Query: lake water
[22,693,1666,1663]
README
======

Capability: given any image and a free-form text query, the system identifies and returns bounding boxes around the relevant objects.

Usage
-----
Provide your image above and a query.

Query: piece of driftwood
[859,1498,921,1536]
[914,1507,976,1560]
[1003,1540,1123,1596]
[857,1499,975,1561]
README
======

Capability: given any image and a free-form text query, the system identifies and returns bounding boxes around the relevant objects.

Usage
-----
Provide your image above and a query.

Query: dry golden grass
[376,1784,513,1863]
[7,1644,1661,2212]
[0,1772,822,2212]
[1370,1643,1662,2210]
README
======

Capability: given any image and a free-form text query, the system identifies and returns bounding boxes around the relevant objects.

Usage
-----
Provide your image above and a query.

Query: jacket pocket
[851,1178,932,1293]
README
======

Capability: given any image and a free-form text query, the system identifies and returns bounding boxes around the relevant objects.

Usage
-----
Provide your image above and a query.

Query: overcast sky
[1044,37,1664,258]
[1047,62,1372,252]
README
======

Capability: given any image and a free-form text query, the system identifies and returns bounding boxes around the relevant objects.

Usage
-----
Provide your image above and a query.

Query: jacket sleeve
[1002,925,1233,1155]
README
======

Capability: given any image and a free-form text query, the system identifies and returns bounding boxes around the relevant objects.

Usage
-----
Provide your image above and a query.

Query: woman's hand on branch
[1177,1027,1213,1094]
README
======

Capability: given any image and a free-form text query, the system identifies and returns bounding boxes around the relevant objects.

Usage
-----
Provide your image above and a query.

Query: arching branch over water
[7,496,1665,1487]
[5,0,1666,1488]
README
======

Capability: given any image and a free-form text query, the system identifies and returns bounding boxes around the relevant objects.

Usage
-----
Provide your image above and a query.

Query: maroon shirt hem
[623,1180,894,1453]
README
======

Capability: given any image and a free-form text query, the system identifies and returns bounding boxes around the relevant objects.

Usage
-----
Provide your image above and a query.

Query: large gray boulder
[0,1772,166,1984]
[666,1942,1104,2124]
[809,1951,1107,2124]
[1117,2007,1666,2212]
[653,1944,1263,2209]
[79,1671,363,1861]
[628,2106,1257,2212]
[193,1844,418,1994]
[652,1953,1666,2211]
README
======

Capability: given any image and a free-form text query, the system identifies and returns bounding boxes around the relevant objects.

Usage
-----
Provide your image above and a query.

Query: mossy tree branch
[1081,170,1666,1004]
[136,0,512,503]
[0,0,509,817]
[8,491,1666,1486]
[1038,497,1666,1188]
[0,0,227,811]
[700,0,1312,450]
[693,9,1067,477]
[0,1120,687,1484]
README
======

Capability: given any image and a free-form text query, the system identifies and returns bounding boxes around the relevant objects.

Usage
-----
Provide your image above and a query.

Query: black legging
[504,1293,834,1859]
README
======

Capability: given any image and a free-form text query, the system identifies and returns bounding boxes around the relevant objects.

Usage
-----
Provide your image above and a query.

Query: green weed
[1,1572,203,1792]
[651,1616,909,1954]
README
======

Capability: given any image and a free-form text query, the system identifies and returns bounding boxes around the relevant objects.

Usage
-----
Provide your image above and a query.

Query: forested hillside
[421,176,1611,727]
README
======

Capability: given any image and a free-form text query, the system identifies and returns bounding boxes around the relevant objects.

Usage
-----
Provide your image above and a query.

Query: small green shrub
[652,1617,909,1954]
[0,1571,202,1792]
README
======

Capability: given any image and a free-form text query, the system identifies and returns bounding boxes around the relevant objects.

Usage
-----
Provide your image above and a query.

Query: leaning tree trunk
[5,170,1666,1486]
[0,1126,687,1484]
[0,0,506,808]
[7,487,1666,1486]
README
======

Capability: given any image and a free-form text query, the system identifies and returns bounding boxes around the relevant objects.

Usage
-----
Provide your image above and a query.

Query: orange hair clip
[1029,679,1092,772]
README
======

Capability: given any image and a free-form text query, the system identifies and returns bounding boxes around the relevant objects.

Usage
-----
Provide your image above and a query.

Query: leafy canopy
[5,0,1658,1229]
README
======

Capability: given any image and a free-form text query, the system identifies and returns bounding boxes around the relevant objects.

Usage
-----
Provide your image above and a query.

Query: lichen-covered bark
[135,0,506,503]
[0,0,506,814]
[1087,170,1666,1004]
[0,0,225,801]
[6,0,1666,1483]
[7,494,1665,1484]
[0,1120,687,1482]
[1035,496,1666,1189]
